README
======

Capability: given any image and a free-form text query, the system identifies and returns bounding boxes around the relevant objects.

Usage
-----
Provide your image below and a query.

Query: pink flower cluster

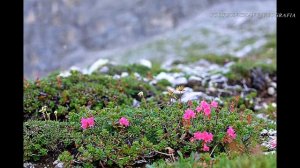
[196,100,218,117]
[193,131,214,143]
[270,138,276,148]
[183,109,196,120]
[227,126,236,139]
[81,117,95,129]
[119,117,130,127]
[183,100,218,120]
[192,131,214,151]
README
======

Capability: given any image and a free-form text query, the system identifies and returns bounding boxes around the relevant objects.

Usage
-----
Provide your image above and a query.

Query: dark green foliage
[24,121,80,161]
[24,99,272,167]
[24,71,158,121]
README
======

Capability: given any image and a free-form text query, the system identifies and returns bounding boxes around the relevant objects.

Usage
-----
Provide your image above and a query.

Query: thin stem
[210,143,219,157]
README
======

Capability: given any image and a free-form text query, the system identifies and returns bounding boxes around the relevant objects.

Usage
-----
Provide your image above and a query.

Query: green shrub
[24,71,158,121]
[24,98,273,167]
[23,120,81,161]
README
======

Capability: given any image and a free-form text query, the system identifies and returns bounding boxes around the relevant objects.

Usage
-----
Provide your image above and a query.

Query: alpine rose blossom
[195,106,202,113]
[183,109,196,120]
[203,106,211,116]
[211,101,218,108]
[81,117,95,129]
[202,143,210,151]
[227,126,236,139]
[119,117,130,127]
[193,131,213,143]
[193,132,203,140]
[202,131,213,143]
[200,100,209,109]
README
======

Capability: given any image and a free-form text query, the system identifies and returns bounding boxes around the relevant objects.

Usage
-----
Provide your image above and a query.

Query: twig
[99,161,105,168]
[154,150,173,156]
[210,143,219,157]
[154,150,175,162]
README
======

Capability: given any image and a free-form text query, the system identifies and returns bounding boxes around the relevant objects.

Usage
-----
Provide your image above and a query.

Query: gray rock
[270,82,277,88]
[210,74,222,80]
[188,76,202,82]
[149,79,157,85]
[53,160,59,165]
[139,59,152,68]
[121,72,129,78]
[181,92,212,103]
[224,61,235,68]
[155,72,175,84]
[58,71,71,78]
[184,87,194,93]
[55,163,64,168]
[113,74,121,79]
[134,72,141,78]
[99,66,109,73]
[132,99,140,107]
[69,66,81,72]
[88,59,109,74]
[254,105,262,111]
[24,162,35,168]
[173,77,188,86]
[267,87,276,95]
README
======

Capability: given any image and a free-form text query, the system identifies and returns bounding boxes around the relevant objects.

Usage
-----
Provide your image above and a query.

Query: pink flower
[193,131,213,143]
[183,109,196,120]
[81,117,95,129]
[195,106,202,113]
[202,131,213,143]
[270,138,276,148]
[87,117,95,127]
[202,143,210,151]
[227,126,236,139]
[203,106,211,116]
[119,117,130,127]
[200,100,209,109]
[211,101,218,108]
[193,131,203,140]
[81,118,89,129]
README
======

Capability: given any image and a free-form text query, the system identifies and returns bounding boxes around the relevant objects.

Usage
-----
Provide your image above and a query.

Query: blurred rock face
[24,0,223,78]
[24,0,275,79]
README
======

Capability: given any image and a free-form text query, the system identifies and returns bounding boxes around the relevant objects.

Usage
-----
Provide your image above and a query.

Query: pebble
[24,162,35,168]
[58,71,71,77]
[270,82,276,88]
[139,59,152,68]
[173,77,188,86]
[181,92,212,103]
[54,163,64,168]
[121,72,129,77]
[99,66,109,73]
[188,76,202,82]
[267,87,275,95]
[155,72,176,84]
[113,74,121,79]
[88,59,109,74]
[132,99,140,107]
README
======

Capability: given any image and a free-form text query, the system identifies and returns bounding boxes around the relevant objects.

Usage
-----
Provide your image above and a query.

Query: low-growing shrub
[24,98,274,167]
[24,71,158,121]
